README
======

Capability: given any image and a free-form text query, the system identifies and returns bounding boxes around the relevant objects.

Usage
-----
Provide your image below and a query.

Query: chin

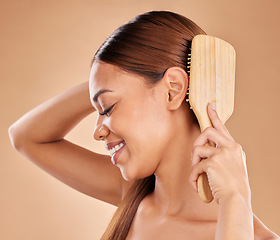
[120,168,138,182]
[120,165,154,182]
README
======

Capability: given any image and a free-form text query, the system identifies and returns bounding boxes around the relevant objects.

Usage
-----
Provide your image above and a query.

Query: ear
[163,67,189,110]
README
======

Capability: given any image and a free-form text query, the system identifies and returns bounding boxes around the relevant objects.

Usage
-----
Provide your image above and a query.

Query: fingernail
[210,102,215,110]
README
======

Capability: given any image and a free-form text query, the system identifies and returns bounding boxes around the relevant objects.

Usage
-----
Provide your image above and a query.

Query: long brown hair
[93,11,206,240]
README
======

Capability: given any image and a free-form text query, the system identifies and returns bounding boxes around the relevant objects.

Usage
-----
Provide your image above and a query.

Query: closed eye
[99,103,116,116]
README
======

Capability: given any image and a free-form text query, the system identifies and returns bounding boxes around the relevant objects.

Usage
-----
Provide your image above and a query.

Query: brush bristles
[186,50,192,109]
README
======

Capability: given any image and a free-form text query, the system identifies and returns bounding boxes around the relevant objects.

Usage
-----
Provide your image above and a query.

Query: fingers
[189,160,210,193]
[188,102,239,196]
[191,145,218,166]
[193,127,233,149]
[191,103,235,150]
[190,145,219,193]
[207,103,235,142]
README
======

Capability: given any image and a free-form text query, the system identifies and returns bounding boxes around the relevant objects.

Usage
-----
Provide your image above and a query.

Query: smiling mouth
[109,141,126,157]
[110,142,126,165]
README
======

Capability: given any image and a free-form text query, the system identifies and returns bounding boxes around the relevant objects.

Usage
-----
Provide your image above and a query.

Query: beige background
[1,0,279,239]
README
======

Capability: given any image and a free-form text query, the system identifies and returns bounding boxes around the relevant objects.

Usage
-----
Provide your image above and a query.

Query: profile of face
[89,61,178,181]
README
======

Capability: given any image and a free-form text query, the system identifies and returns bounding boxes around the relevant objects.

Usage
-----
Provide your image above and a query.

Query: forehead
[89,61,149,97]
[89,61,118,89]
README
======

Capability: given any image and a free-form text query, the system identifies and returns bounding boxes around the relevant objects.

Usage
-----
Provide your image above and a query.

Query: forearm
[9,81,94,147]
[215,194,254,240]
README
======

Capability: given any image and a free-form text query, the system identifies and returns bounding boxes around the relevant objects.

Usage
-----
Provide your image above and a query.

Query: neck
[151,105,219,221]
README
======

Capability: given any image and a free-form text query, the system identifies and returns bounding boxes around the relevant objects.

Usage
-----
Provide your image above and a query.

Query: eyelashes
[99,103,116,116]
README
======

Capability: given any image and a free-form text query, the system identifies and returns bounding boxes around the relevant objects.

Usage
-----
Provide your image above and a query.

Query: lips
[106,140,125,150]
[111,143,126,165]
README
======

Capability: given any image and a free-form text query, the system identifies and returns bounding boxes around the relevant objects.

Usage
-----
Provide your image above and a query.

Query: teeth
[109,142,124,157]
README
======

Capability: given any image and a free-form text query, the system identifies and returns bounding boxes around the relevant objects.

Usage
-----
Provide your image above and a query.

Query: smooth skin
[9,61,279,239]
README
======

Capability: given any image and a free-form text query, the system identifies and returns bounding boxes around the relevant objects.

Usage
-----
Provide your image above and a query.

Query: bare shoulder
[253,214,280,240]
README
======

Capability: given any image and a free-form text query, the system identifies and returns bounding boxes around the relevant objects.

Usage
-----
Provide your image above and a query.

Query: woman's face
[89,61,172,181]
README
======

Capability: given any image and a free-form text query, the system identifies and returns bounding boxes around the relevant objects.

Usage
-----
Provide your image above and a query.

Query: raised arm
[8,81,129,206]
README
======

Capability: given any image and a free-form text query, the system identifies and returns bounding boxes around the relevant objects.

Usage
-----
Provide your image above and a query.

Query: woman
[9,11,279,240]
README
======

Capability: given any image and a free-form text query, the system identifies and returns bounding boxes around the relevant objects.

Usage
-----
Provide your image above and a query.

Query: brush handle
[197,143,214,203]
[196,119,215,203]
[195,112,215,203]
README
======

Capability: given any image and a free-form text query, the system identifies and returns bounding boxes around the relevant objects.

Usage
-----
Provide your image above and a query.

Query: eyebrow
[93,89,113,102]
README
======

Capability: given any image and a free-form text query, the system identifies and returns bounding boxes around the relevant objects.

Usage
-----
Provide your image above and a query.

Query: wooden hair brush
[186,35,236,203]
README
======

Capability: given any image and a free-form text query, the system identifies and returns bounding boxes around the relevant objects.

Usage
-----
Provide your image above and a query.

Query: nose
[93,118,110,141]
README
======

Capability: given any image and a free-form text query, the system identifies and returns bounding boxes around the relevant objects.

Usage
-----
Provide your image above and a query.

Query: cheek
[141,108,171,144]
[129,115,171,177]
[128,99,171,151]
[110,99,171,179]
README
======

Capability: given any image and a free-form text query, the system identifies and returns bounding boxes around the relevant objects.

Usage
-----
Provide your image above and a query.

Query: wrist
[219,192,252,211]
[216,193,254,240]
